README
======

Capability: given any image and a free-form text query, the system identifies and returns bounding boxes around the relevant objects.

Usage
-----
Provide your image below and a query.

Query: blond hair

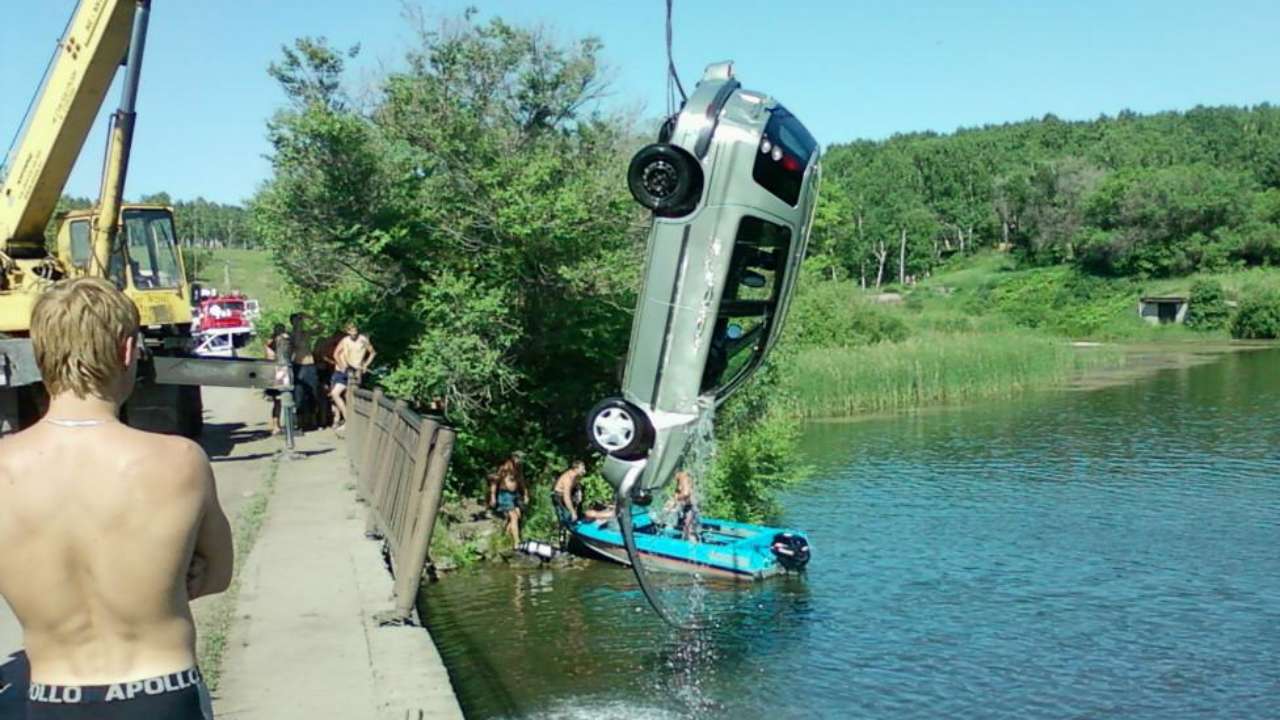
[31,277,140,398]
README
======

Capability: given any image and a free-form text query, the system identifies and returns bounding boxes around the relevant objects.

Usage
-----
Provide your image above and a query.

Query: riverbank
[780,253,1280,419]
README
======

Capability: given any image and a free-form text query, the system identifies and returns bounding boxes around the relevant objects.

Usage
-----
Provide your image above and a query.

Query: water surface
[422,347,1280,719]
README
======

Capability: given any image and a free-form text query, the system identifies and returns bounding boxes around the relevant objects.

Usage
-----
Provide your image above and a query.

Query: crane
[1,0,276,436]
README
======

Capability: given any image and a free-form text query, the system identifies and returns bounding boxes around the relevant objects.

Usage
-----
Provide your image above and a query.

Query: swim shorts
[331,370,349,387]
[496,489,520,515]
[24,667,212,720]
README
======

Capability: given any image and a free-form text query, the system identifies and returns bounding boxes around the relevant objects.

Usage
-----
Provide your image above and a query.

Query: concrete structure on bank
[1138,295,1189,325]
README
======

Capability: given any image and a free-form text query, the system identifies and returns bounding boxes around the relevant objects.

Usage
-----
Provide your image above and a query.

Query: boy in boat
[488,453,530,544]
[0,277,233,719]
[551,460,614,527]
[665,470,700,540]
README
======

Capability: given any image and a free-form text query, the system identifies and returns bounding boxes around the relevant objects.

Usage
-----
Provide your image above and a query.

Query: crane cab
[54,204,194,336]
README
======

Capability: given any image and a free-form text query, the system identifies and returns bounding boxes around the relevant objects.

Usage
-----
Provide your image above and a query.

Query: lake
[421,346,1280,719]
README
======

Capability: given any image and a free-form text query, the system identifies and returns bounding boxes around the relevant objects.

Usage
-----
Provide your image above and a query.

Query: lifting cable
[665,0,687,118]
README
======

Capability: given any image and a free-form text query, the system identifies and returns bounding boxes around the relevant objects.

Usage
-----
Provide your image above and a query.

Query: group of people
[265,315,376,435]
[486,454,699,545]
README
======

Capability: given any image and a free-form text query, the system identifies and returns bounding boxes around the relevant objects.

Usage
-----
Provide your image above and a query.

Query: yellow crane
[1,0,275,436]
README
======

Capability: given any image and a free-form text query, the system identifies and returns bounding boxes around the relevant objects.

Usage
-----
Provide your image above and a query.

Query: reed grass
[786,331,1123,418]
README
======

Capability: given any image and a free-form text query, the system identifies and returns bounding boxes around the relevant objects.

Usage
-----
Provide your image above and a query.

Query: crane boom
[0,0,137,256]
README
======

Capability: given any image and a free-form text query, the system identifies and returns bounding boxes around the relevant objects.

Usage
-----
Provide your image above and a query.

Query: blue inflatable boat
[570,509,811,580]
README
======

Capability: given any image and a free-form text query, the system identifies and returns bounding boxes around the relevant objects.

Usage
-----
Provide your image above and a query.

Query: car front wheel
[586,397,655,461]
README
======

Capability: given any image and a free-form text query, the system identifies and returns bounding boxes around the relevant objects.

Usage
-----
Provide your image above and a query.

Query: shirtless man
[487,453,529,544]
[666,470,700,540]
[289,312,321,429]
[0,278,233,719]
[551,460,613,527]
[329,322,376,431]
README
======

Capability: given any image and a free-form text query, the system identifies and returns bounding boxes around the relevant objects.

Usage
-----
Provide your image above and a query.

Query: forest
[812,104,1280,284]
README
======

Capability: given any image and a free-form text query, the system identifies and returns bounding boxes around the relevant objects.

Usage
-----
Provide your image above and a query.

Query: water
[421,347,1280,719]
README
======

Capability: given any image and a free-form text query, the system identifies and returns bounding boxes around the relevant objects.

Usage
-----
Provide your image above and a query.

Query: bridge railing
[345,386,455,624]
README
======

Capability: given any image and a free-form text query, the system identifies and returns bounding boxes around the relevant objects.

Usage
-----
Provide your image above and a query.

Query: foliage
[1230,289,1280,339]
[1184,280,1230,331]
[816,104,1280,283]
[252,19,798,521]
[787,331,1122,418]
[785,275,910,348]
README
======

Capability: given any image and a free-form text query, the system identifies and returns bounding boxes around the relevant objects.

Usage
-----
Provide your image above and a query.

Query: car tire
[627,143,703,217]
[586,397,655,461]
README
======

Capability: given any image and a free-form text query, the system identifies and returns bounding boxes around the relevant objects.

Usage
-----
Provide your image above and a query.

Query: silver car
[587,61,821,500]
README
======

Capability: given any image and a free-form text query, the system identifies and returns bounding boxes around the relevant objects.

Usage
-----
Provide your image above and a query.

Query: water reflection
[424,348,1280,719]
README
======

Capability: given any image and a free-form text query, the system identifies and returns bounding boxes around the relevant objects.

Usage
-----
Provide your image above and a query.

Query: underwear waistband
[28,667,203,704]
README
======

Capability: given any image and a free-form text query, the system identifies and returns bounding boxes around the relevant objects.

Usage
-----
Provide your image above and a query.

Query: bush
[785,281,909,349]
[1184,280,1230,331]
[1230,289,1280,339]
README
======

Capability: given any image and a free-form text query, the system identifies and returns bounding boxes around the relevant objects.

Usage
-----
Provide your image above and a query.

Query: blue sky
[3,1,1278,205]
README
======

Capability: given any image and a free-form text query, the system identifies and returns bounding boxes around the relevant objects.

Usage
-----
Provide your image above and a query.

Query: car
[587,61,821,502]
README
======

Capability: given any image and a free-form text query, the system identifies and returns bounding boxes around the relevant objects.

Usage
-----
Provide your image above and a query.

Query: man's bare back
[0,420,231,685]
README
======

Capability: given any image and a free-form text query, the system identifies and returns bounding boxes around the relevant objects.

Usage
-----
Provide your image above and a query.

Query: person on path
[329,322,376,432]
[0,278,233,720]
[289,312,322,430]
[264,323,290,435]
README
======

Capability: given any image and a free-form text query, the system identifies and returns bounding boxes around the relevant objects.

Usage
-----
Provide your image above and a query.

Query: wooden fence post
[390,423,455,622]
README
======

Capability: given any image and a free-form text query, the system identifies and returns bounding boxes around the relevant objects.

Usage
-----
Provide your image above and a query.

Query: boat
[570,508,811,581]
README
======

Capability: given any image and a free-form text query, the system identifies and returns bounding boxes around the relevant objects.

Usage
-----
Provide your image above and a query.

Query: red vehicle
[193,292,254,356]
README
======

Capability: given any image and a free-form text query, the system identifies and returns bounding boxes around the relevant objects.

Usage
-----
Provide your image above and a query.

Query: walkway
[212,428,464,720]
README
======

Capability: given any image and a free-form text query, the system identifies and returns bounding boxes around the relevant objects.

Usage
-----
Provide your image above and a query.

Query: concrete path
[212,429,464,720]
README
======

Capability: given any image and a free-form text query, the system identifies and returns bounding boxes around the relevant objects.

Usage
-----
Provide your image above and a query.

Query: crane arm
[0,0,138,257]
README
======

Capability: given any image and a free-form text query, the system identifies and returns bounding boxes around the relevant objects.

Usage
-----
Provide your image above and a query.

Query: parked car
[587,61,821,501]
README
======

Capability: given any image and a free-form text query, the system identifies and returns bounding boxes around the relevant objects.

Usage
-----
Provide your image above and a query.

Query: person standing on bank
[487,453,529,544]
[0,278,233,720]
[329,322,376,432]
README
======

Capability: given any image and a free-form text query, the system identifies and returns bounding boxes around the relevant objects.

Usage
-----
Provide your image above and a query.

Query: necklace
[45,418,109,428]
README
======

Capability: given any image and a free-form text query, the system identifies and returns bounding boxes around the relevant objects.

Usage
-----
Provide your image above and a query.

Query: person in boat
[487,453,530,544]
[666,470,700,540]
[551,460,614,527]
[0,278,233,720]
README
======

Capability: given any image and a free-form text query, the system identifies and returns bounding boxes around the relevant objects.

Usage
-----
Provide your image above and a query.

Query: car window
[701,215,792,397]
[752,105,817,206]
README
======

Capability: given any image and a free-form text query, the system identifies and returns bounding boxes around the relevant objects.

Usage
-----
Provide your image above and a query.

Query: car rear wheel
[586,397,655,461]
[627,143,703,217]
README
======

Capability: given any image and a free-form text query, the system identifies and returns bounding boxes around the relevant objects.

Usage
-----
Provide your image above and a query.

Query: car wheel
[586,397,655,461]
[627,143,703,216]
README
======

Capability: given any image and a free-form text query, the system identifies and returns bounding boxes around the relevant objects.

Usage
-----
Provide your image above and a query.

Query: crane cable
[665,0,687,118]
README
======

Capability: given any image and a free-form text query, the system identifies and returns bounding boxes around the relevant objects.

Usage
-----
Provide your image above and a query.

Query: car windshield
[122,209,182,289]
[700,214,792,398]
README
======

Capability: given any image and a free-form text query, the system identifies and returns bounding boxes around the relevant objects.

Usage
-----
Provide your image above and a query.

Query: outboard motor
[770,532,811,572]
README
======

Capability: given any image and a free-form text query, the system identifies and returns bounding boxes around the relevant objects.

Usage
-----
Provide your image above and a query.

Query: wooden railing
[346,386,456,625]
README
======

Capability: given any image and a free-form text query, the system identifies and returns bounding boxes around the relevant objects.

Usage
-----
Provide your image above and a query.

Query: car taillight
[781,155,800,172]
